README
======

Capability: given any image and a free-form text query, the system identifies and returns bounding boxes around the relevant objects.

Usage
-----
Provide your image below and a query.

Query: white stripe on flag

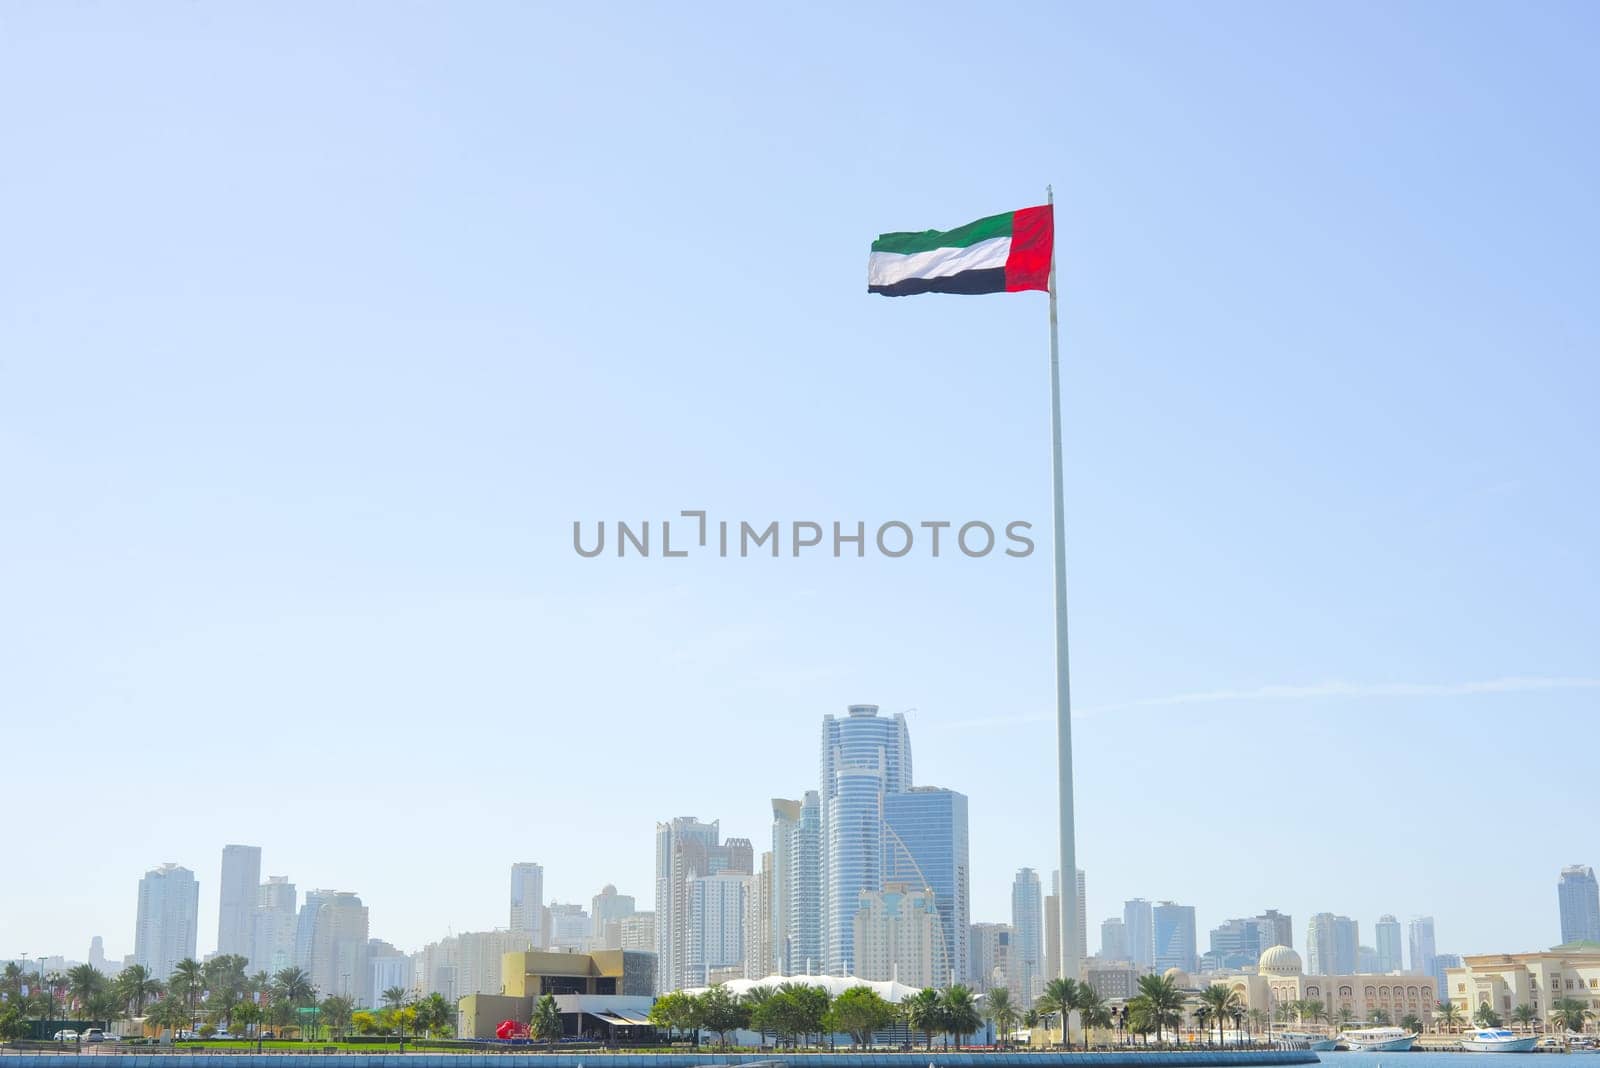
[868,235,1011,287]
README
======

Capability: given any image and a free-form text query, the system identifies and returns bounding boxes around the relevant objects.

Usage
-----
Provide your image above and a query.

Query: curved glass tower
[820,704,912,977]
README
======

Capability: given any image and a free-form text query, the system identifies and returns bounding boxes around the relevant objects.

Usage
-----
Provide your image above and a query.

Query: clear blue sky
[2,2,1597,966]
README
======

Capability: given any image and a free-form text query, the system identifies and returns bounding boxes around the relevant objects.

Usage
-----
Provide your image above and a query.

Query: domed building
[1258,945,1303,976]
[1163,966,1195,990]
[1212,943,1438,1032]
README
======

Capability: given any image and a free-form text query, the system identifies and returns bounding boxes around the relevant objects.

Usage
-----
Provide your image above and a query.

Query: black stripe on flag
[868,267,1006,297]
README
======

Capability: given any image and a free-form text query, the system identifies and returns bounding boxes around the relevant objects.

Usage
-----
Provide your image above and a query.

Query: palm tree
[66,964,106,1012]
[939,985,981,1049]
[1370,1008,1392,1026]
[530,994,562,1047]
[1435,999,1465,1034]
[904,987,942,1051]
[320,996,354,1039]
[1550,998,1592,1038]
[169,959,203,1031]
[1512,1003,1538,1032]
[985,988,1019,1048]
[145,997,190,1039]
[1247,1007,1268,1038]
[1336,1005,1357,1031]
[1199,985,1243,1047]
[1038,977,1079,1047]
[1474,1003,1504,1028]
[272,967,316,1007]
[1077,984,1112,1046]
[116,965,165,1019]
[414,993,453,1038]
[1401,1012,1422,1035]
[1135,973,1185,1044]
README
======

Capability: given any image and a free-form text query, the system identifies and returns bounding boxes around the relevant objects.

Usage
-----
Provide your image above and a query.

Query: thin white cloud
[928,675,1600,730]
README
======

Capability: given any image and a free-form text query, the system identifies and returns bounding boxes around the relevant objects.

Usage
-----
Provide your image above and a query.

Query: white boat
[1278,1030,1339,1051]
[1461,1027,1540,1053]
[1340,1026,1419,1052]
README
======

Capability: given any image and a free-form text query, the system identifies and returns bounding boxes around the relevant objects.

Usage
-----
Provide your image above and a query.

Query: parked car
[83,1029,108,1043]
[259,1031,275,1039]
[53,1030,79,1042]
[177,1030,199,1041]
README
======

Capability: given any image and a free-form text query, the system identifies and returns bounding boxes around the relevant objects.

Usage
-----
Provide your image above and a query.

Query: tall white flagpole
[1047,184,1080,986]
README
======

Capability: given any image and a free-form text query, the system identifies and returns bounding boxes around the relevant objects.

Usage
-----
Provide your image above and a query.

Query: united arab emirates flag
[868,205,1053,297]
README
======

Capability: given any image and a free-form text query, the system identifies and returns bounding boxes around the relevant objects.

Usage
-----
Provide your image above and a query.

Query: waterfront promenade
[0,1053,1322,1068]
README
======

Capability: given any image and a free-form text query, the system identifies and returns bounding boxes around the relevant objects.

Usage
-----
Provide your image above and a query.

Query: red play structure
[495,1019,529,1040]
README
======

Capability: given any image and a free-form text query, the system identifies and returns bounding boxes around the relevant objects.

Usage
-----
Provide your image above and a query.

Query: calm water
[1321,1054,1557,1068]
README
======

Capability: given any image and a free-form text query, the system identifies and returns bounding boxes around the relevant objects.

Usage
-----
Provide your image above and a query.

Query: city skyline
[3,2,1598,974]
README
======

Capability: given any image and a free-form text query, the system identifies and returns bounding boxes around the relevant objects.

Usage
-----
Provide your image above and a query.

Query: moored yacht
[1340,1026,1419,1052]
[1461,1027,1540,1053]
[1278,1030,1339,1051]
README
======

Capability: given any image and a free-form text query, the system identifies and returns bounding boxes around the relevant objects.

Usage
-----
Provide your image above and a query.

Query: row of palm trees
[0,957,430,1041]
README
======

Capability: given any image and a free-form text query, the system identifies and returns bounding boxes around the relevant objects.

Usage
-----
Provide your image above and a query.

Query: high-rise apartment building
[1408,915,1437,978]
[1559,866,1600,945]
[509,863,546,948]
[619,912,656,954]
[968,922,1012,993]
[1257,909,1293,950]
[295,890,336,969]
[883,786,969,988]
[1375,915,1403,973]
[547,903,590,952]
[853,884,940,988]
[746,854,773,978]
[1207,917,1266,971]
[252,876,297,975]
[216,845,261,963]
[1100,917,1128,961]
[307,891,369,1005]
[1154,902,1197,973]
[655,816,752,992]
[1010,868,1043,1002]
[590,884,636,948]
[770,793,822,976]
[369,939,412,1002]
[1123,899,1155,970]
[820,704,911,977]
[133,863,199,980]
[1307,913,1358,976]
[685,873,750,986]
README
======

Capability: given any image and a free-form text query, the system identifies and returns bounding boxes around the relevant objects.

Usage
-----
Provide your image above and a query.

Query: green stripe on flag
[870,210,1014,255]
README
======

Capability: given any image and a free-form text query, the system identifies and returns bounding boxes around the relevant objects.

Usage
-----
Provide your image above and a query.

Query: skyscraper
[1257,909,1293,950]
[1559,866,1600,944]
[1207,917,1266,970]
[591,884,636,947]
[853,884,941,988]
[548,903,590,951]
[685,873,750,986]
[1408,916,1437,979]
[306,891,370,1005]
[883,786,969,988]
[1044,888,1060,986]
[1010,868,1043,1002]
[968,922,1012,993]
[655,816,751,991]
[1375,915,1403,973]
[509,863,545,947]
[1123,899,1154,970]
[770,793,822,976]
[1153,902,1197,973]
[252,876,297,975]
[133,863,199,980]
[217,845,261,963]
[747,853,773,978]
[295,890,336,970]
[1307,913,1358,975]
[1100,917,1127,961]
[820,704,911,977]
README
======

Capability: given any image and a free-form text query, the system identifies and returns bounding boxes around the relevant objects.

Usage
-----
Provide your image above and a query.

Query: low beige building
[457,949,656,1040]
[1211,945,1437,1028]
[1445,942,1600,1023]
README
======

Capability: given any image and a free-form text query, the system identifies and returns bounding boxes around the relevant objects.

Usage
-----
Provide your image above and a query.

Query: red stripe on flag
[1004,204,1053,292]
